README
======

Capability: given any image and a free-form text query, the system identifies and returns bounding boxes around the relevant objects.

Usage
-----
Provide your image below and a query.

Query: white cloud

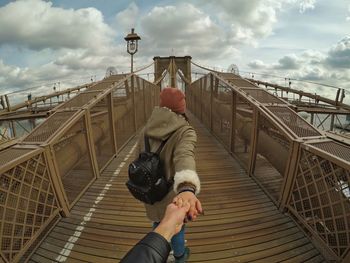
[347,5,350,21]
[274,54,301,69]
[0,59,32,88]
[53,45,130,71]
[246,37,350,100]
[140,3,237,61]
[327,36,350,68]
[203,0,282,45]
[0,57,109,102]
[0,0,114,51]
[299,0,316,13]
[115,2,139,33]
[0,1,146,95]
[248,60,269,69]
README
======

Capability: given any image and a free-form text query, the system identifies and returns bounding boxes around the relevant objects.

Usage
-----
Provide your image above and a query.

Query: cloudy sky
[0,0,349,101]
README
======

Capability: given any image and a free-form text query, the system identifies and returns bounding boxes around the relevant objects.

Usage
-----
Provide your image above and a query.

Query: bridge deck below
[29,114,325,262]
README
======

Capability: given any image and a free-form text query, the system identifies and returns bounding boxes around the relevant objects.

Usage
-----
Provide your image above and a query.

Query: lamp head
[124,28,141,55]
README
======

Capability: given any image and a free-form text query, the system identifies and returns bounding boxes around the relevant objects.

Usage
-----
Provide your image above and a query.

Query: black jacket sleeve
[120,232,171,263]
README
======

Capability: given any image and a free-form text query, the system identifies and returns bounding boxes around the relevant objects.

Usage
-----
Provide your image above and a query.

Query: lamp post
[124,28,141,73]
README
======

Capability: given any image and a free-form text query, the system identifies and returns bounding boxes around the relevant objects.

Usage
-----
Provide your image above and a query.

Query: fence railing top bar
[79,90,105,94]
[213,72,289,111]
[226,77,247,80]
[0,146,43,173]
[21,109,78,142]
[83,91,116,111]
[326,132,350,145]
[209,72,319,141]
[211,73,295,141]
[301,141,350,169]
[243,91,288,105]
[261,103,293,107]
[266,105,323,138]
[229,76,293,107]
[311,139,350,158]
[54,91,102,111]
[239,87,266,90]
[43,110,86,146]
[256,105,297,141]
[214,72,281,104]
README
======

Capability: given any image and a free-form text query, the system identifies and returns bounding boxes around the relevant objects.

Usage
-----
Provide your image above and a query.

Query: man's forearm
[120,232,171,263]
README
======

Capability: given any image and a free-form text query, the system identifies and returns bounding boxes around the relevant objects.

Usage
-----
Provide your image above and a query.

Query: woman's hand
[173,191,203,221]
[154,201,190,241]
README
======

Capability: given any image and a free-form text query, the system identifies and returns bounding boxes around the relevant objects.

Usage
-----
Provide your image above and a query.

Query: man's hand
[154,201,190,241]
[173,191,203,221]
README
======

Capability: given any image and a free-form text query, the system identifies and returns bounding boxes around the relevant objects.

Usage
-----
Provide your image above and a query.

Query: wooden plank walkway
[29,114,325,262]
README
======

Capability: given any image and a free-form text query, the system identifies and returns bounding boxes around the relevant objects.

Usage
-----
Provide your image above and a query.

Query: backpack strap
[155,139,168,155]
[144,136,169,154]
[144,136,151,152]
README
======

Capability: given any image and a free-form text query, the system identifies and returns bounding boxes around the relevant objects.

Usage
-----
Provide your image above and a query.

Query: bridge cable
[154,63,172,85]
[133,62,154,74]
[191,61,221,73]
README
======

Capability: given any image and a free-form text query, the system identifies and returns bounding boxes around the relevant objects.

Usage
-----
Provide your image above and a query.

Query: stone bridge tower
[153,56,192,87]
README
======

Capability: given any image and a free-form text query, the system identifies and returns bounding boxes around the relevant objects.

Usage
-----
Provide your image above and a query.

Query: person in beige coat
[136,87,202,262]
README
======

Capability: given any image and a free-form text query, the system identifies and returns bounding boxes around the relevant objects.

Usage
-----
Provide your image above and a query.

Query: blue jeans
[153,222,185,257]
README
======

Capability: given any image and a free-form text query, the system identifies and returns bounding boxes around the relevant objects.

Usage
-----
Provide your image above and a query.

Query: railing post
[230,90,237,154]
[210,74,214,132]
[4,94,10,112]
[131,75,137,131]
[84,110,100,178]
[45,146,70,216]
[107,92,118,154]
[10,120,16,137]
[143,80,147,123]
[248,108,259,176]
[330,113,335,131]
[200,77,203,122]
[279,140,301,210]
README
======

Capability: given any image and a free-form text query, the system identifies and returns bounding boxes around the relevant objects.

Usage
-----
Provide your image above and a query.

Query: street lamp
[124,28,141,73]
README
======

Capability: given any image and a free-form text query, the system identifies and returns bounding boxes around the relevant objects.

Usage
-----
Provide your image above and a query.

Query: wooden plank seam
[55,142,138,262]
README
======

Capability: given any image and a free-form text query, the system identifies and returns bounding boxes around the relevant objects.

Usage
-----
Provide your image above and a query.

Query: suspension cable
[177,70,191,85]
[191,61,221,73]
[154,63,171,85]
[133,62,154,73]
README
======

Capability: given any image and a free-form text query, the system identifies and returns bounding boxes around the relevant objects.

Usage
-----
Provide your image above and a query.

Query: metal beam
[248,78,350,111]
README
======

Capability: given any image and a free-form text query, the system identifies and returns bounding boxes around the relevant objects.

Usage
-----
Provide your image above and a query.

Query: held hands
[173,191,203,222]
[153,193,203,242]
[154,201,190,241]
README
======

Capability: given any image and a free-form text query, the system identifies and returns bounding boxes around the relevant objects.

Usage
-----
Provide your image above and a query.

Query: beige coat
[136,107,200,222]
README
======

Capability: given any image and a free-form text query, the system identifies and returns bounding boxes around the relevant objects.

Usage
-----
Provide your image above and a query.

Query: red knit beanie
[159,87,186,114]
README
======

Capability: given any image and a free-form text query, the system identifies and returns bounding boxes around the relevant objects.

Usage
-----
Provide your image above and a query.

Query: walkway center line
[56,142,137,262]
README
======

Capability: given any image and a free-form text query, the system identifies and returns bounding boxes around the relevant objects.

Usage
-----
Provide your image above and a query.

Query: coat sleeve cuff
[173,169,200,195]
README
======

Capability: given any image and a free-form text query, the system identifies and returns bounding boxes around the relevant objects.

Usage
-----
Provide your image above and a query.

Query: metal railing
[186,72,350,262]
[0,74,160,262]
[2,64,349,262]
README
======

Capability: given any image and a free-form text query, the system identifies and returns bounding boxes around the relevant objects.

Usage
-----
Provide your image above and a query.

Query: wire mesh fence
[288,144,350,259]
[0,148,60,262]
[0,73,160,262]
[254,113,291,202]
[90,97,115,172]
[187,71,350,261]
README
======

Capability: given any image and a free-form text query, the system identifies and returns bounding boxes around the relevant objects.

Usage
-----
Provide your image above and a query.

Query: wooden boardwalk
[29,115,325,262]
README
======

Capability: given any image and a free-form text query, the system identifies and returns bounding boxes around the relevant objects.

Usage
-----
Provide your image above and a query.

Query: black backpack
[126,136,171,204]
